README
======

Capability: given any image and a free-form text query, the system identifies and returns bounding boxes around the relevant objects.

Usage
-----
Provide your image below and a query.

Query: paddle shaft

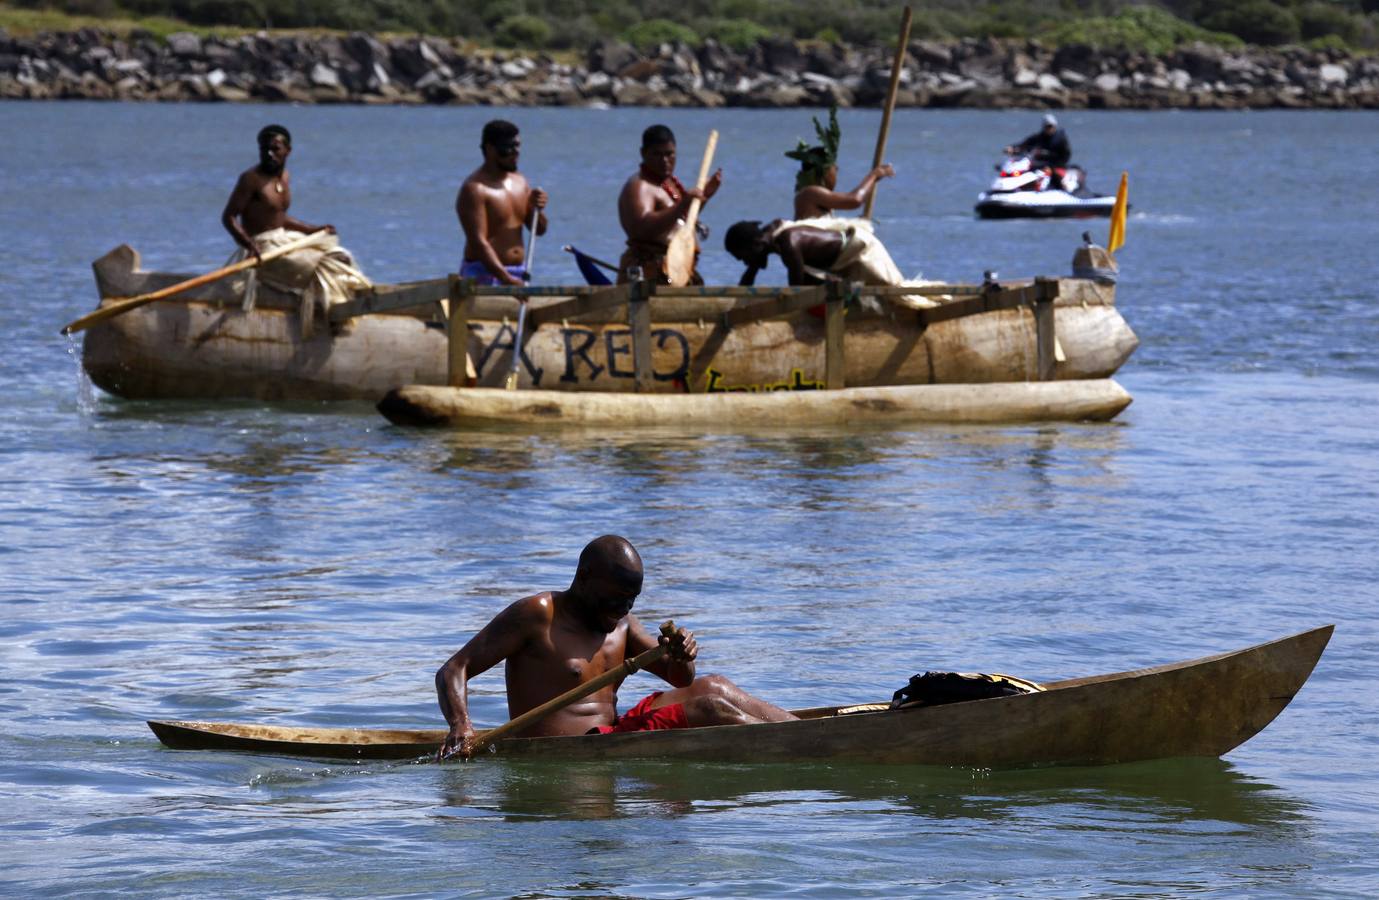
[462,619,678,756]
[505,200,541,390]
[664,131,719,287]
[682,130,719,239]
[61,230,329,335]
[863,6,913,219]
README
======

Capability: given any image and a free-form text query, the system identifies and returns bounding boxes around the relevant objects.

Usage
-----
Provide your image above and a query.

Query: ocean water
[1,102,1377,897]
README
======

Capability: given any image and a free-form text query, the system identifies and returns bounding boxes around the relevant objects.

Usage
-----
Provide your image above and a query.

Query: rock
[1093,73,1121,92]
[589,38,638,77]
[909,40,952,71]
[1319,64,1347,85]
[166,32,202,59]
[310,62,341,89]
[1013,68,1038,87]
[1037,73,1063,92]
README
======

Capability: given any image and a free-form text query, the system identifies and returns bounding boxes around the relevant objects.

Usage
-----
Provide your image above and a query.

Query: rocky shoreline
[4,27,1377,110]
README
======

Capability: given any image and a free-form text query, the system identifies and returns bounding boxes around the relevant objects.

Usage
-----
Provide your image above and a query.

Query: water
[2,103,1377,897]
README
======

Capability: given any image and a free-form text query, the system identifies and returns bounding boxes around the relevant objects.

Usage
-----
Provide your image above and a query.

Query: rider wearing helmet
[1005,114,1071,187]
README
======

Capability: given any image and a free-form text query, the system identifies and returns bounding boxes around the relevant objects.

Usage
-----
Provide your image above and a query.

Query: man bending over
[435,535,796,759]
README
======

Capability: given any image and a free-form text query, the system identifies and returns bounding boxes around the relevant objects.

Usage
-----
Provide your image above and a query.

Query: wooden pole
[1033,276,1058,382]
[61,230,330,335]
[505,201,542,390]
[824,281,849,390]
[453,621,678,759]
[629,279,653,392]
[862,5,913,220]
[448,276,474,387]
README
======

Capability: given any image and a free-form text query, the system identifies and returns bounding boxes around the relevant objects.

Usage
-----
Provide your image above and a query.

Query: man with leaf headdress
[787,107,894,221]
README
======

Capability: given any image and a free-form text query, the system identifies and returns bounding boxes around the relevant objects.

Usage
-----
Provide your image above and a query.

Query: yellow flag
[1107,171,1129,254]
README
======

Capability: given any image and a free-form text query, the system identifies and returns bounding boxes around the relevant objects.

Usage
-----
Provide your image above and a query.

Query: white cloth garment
[228,227,371,337]
[771,216,940,309]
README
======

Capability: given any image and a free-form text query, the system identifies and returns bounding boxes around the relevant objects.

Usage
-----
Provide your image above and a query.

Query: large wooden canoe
[378,380,1132,428]
[83,244,1137,402]
[148,625,1330,768]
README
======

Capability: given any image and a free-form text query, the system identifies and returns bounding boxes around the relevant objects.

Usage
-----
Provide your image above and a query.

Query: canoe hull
[377,380,1134,428]
[84,245,1138,402]
[148,626,1331,768]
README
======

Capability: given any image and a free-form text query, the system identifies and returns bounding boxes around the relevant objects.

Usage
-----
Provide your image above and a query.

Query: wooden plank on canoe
[527,284,633,329]
[330,277,450,321]
[447,276,474,388]
[1034,277,1058,382]
[824,282,847,390]
[721,286,827,328]
[629,283,653,392]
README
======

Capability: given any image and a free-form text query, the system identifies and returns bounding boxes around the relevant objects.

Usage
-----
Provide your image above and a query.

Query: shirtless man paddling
[221,124,335,260]
[435,535,796,760]
[616,125,722,284]
[458,119,548,286]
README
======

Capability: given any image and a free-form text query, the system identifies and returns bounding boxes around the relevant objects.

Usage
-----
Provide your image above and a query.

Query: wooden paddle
[862,6,913,220]
[505,199,542,390]
[664,130,719,287]
[443,620,679,761]
[61,230,331,336]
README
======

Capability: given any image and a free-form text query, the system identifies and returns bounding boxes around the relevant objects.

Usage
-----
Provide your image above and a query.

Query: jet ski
[975,155,1118,219]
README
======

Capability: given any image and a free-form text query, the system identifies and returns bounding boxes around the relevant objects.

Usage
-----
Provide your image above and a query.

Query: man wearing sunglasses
[457,119,548,286]
[436,535,795,760]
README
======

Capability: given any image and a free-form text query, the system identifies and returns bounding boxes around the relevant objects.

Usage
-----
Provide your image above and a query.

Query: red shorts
[593,691,689,735]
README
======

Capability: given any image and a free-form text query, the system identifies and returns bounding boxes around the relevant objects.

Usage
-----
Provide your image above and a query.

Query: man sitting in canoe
[221,124,371,336]
[457,119,548,286]
[788,107,894,220]
[616,124,722,284]
[723,218,936,308]
[435,535,796,760]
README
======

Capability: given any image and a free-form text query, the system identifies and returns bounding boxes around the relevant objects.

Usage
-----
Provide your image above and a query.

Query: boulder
[166,32,202,59]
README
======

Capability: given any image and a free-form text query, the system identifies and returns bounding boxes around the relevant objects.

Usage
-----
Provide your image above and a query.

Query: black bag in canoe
[889,672,1043,710]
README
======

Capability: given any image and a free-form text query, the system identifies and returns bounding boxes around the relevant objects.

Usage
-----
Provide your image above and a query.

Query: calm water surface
[1,103,1377,897]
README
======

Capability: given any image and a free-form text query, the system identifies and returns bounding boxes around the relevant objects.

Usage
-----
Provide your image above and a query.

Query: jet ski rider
[1004,114,1071,189]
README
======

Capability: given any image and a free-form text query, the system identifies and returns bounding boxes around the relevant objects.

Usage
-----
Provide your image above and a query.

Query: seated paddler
[457,119,549,286]
[616,124,722,284]
[221,124,371,336]
[434,535,797,760]
[788,107,894,220]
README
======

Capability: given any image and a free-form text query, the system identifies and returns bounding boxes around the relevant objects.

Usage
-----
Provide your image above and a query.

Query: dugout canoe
[147,625,1330,768]
[81,244,1136,402]
[377,380,1132,428]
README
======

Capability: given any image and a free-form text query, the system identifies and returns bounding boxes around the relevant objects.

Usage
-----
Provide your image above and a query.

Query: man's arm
[774,232,818,286]
[458,181,523,286]
[434,598,540,759]
[221,173,261,261]
[627,615,696,688]
[796,164,893,214]
[282,215,335,235]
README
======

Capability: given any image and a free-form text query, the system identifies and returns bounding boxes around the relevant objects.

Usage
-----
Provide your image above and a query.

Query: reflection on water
[431,756,1307,834]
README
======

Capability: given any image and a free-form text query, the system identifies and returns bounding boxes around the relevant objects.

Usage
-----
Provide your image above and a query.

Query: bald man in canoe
[457,119,548,286]
[221,124,370,335]
[435,535,796,760]
[616,124,722,284]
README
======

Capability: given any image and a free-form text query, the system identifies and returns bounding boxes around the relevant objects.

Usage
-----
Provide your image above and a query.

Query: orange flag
[1107,171,1129,254]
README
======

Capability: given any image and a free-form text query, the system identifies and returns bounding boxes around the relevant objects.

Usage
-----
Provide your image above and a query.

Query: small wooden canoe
[82,244,1137,402]
[148,625,1331,768]
[377,380,1133,428]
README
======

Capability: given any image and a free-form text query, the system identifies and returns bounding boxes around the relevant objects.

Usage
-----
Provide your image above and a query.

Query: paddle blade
[1107,171,1129,254]
[568,246,613,286]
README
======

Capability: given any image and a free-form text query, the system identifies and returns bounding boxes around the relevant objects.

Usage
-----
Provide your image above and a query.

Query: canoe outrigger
[148,626,1330,769]
[79,242,1136,425]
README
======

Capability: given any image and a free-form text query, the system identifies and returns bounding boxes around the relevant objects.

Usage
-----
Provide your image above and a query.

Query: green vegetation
[2,1,1376,50]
